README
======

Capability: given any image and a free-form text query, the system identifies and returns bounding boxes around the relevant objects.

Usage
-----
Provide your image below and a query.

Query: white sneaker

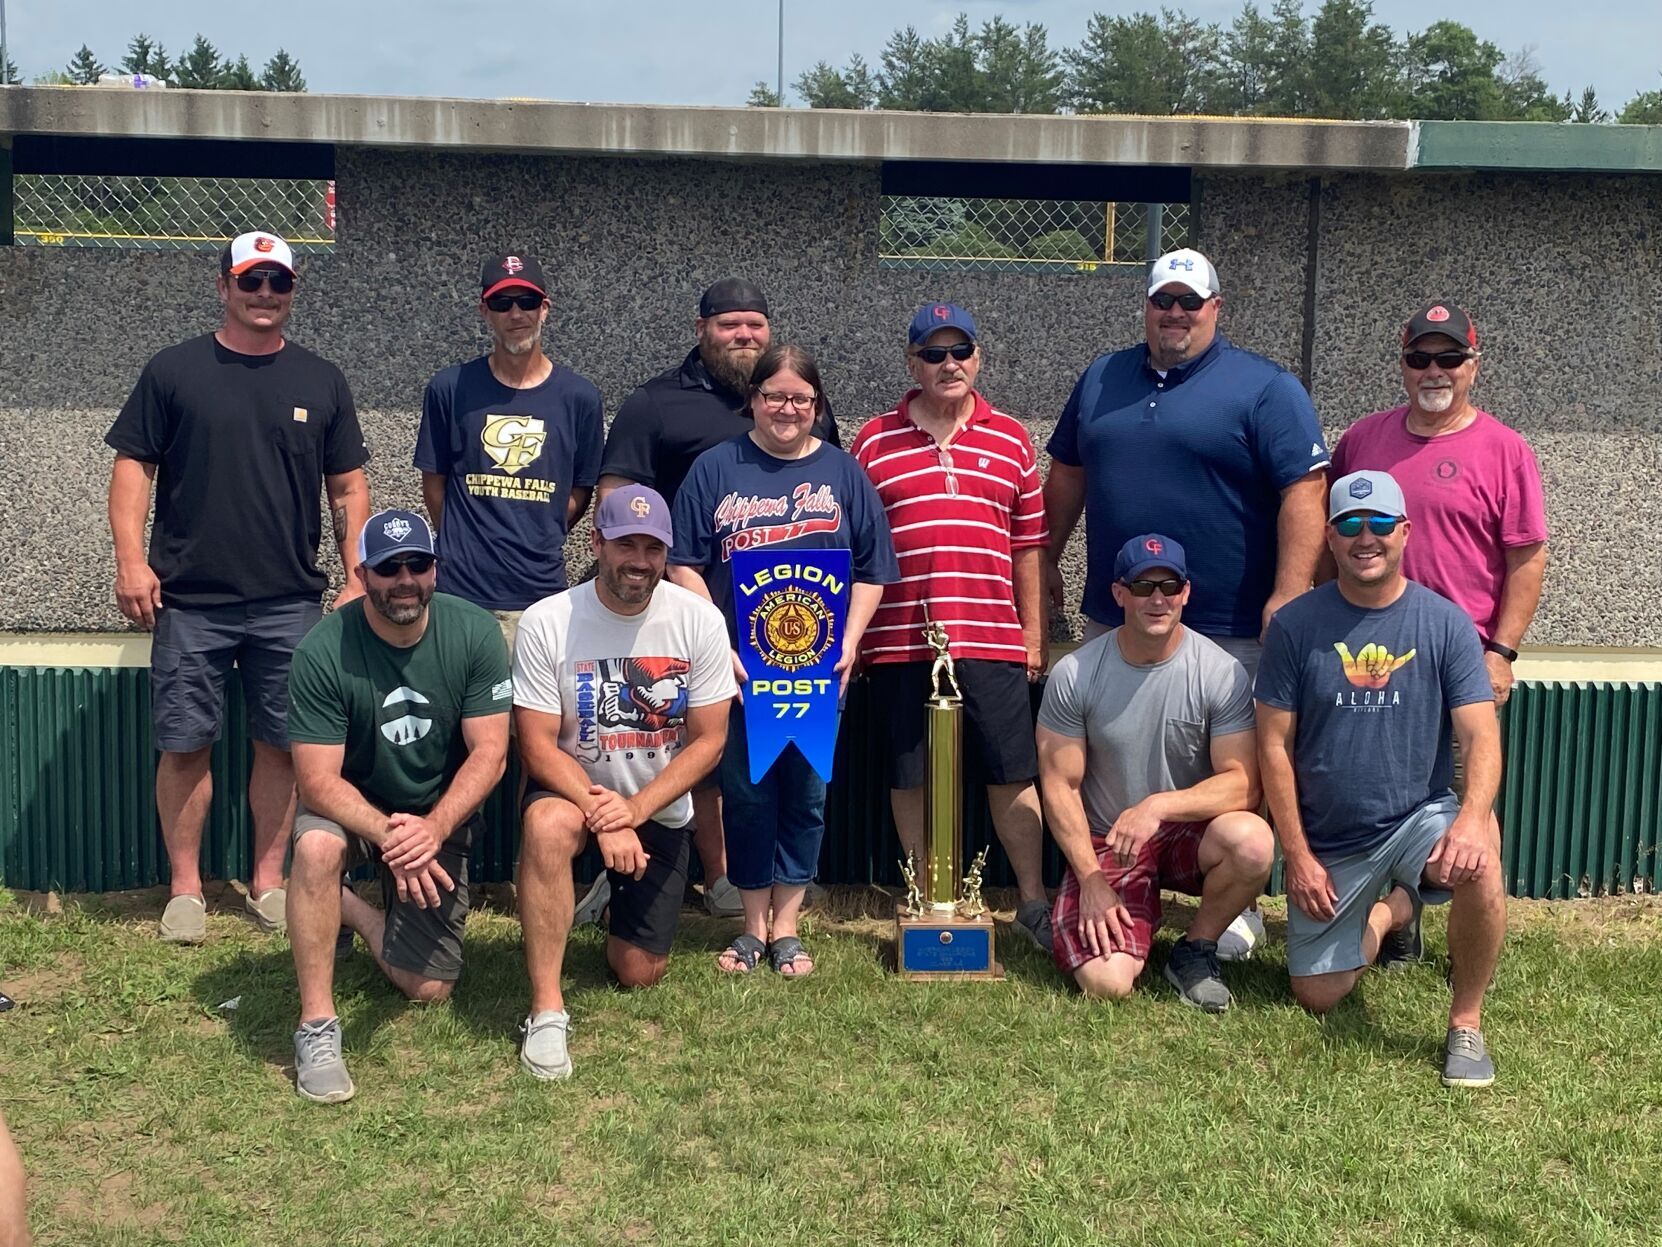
[521,1009,573,1081]
[1215,907,1265,962]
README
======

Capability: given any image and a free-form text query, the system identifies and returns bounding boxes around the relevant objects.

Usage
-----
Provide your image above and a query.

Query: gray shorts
[293,807,478,982]
[1287,794,1459,977]
[150,596,321,752]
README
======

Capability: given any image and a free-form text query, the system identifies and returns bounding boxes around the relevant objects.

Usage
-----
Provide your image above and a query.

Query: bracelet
[1484,640,1519,663]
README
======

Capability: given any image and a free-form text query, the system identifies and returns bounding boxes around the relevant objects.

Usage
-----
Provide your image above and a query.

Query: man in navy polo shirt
[415,254,603,649]
[1042,247,1329,959]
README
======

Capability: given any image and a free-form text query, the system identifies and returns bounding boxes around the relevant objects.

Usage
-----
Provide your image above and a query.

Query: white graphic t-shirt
[511,580,736,828]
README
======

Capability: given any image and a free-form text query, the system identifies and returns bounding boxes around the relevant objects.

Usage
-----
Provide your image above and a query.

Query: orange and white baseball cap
[220,231,296,276]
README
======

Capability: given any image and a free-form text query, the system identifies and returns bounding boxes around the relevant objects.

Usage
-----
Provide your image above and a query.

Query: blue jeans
[719,703,827,890]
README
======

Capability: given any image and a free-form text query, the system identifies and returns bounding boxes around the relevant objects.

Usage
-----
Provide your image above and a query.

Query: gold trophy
[895,620,1003,980]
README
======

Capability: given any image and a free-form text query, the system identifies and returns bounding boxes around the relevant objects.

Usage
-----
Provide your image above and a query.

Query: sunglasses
[1121,577,1187,597]
[1402,350,1473,370]
[913,342,977,365]
[759,391,816,412]
[1332,515,1401,538]
[369,555,435,577]
[1148,291,1210,312]
[484,291,545,312]
[234,269,295,294]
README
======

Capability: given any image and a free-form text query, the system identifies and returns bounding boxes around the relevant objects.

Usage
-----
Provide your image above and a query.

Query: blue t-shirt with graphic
[1255,581,1492,857]
[670,435,899,642]
[414,357,603,611]
[1047,336,1330,636]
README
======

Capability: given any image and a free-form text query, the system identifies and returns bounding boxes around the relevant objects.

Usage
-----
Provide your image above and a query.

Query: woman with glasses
[670,345,899,976]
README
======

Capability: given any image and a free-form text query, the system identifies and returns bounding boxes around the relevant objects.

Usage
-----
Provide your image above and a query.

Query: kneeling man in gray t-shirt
[1038,534,1275,1013]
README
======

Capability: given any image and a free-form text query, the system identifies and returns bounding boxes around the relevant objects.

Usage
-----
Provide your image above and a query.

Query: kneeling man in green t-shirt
[285,509,512,1104]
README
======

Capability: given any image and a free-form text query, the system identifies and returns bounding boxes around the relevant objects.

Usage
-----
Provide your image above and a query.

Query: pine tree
[120,33,157,76]
[173,35,224,90]
[2,52,20,85]
[222,54,260,91]
[260,49,307,92]
[747,82,783,107]
[65,44,107,85]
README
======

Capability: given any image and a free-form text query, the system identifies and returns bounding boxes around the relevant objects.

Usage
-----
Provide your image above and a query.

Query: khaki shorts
[493,610,524,656]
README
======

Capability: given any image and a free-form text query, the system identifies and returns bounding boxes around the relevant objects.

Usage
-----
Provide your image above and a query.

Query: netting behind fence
[13,175,335,252]
[880,196,1192,273]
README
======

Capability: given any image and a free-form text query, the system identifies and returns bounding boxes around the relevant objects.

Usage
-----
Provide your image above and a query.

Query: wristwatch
[1484,640,1519,663]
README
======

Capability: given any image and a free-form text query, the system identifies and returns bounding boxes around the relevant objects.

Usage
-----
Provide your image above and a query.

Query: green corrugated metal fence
[1,666,1657,898]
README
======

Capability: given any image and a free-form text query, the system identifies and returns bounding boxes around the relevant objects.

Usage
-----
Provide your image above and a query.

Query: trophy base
[895,902,1005,981]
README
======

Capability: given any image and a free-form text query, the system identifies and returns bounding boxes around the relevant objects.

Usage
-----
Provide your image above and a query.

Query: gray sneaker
[1215,907,1265,962]
[521,1009,573,1081]
[573,875,611,928]
[703,874,744,918]
[294,1017,356,1104]
[244,887,287,935]
[1163,937,1232,1013]
[158,893,207,945]
[1012,900,1054,951]
[1378,896,1425,971]
[1441,1027,1495,1088]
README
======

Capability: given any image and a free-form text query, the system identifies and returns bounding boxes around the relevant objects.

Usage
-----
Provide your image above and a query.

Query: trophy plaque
[894,620,1004,981]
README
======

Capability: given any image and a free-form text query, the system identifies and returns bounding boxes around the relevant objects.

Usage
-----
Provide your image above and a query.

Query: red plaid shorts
[1051,821,1208,973]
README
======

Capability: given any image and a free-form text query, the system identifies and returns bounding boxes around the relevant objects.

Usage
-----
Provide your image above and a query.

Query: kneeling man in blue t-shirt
[1256,470,1504,1088]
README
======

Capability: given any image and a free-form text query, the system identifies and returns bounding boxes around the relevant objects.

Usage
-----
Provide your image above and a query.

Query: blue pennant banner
[730,547,852,783]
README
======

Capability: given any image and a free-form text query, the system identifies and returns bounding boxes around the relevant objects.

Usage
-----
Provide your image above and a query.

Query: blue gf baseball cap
[908,302,979,346]
[1114,533,1188,582]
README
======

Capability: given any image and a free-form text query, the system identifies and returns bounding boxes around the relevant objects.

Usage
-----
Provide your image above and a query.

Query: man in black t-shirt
[415,254,603,648]
[105,230,371,947]
[596,278,837,918]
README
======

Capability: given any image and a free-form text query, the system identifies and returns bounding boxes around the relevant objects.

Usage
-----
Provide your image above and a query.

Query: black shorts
[294,808,478,982]
[865,659,1039,789]
[522,794,692,957]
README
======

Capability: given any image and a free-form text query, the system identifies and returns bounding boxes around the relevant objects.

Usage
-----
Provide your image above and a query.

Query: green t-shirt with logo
[288,592,512,817]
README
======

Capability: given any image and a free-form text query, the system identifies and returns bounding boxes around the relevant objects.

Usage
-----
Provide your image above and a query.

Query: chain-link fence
[880,196,1192,273]
[13,175,336,252]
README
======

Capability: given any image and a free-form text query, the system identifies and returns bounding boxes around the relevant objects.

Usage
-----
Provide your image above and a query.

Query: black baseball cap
[698,277,770,319]
[481,254,547,299]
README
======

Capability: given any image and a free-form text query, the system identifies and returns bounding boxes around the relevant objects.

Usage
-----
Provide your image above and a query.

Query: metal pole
[776,0,783,104]
[1,0,10,86]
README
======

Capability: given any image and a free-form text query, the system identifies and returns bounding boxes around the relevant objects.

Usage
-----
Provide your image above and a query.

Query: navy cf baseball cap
[595,485,674,546]
[1329,471,1409,522]
[908,302,979,346]
[481,254,547,299]
[1114,533,1188,582]
[358,509,437,568]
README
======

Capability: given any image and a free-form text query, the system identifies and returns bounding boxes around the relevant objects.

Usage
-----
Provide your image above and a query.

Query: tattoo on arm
[332,505,348,546]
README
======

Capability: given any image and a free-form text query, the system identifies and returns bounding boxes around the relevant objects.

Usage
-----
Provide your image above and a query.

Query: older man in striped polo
[851,302,1052,949]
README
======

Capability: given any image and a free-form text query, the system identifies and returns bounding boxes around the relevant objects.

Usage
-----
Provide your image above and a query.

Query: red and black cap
[1402,303,1478,350]
[481,254,547,299]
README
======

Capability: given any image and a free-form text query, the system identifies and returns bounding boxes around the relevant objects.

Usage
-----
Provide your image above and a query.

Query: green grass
[4,886,1662,1246]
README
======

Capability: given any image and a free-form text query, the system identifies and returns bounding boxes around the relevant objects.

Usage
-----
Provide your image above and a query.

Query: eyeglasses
[1402,349,1473,370]
[758,391,816,412]
[1121,577,1187,597]
[1148,291,1210,312]
[484,292,545,312]
[913,342,977,365]
[234,269,294,294]
[369,555,435,577]
[1332,515,1401,538]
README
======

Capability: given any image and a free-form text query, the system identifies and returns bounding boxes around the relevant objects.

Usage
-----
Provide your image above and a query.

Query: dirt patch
[55,1169,171,1233]
[2,951,88,1005]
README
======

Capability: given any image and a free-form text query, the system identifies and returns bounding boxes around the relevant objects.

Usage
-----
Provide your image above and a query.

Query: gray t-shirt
[1037,627,1256,835]
[1255,581,1492,857]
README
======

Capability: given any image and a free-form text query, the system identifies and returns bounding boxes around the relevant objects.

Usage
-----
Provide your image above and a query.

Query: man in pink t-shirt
[1330,303,1547,705]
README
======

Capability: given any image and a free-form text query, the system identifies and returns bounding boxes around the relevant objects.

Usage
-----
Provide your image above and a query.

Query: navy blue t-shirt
[670,435,899,642]
[1255,581,1493,857]
[1047,335,1329,636]
[414,357,603,611]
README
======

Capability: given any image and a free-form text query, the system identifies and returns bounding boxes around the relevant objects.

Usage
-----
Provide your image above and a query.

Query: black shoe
[334,926,355,962]
[1163,937,1232,1013]
[1378,901,1424,972]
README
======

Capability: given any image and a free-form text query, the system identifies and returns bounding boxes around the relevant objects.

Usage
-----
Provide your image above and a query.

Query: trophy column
[895,621,1003,980]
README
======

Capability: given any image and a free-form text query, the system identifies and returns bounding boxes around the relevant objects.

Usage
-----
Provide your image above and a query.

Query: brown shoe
[158,894,207,944]
[244,887,288,935]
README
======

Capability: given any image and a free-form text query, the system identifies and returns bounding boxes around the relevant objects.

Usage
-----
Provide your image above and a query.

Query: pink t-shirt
[1331,407,1547,641]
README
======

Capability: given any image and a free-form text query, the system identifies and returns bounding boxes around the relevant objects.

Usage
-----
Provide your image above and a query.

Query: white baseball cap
[221,231,296,276]
[1148,248,1219,299]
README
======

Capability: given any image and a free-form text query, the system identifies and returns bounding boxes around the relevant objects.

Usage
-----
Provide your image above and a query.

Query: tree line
[750,1,1662,124]
[4,34,306,91]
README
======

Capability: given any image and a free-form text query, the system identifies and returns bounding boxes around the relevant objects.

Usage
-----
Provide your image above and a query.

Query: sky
[5,0,1658,113]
